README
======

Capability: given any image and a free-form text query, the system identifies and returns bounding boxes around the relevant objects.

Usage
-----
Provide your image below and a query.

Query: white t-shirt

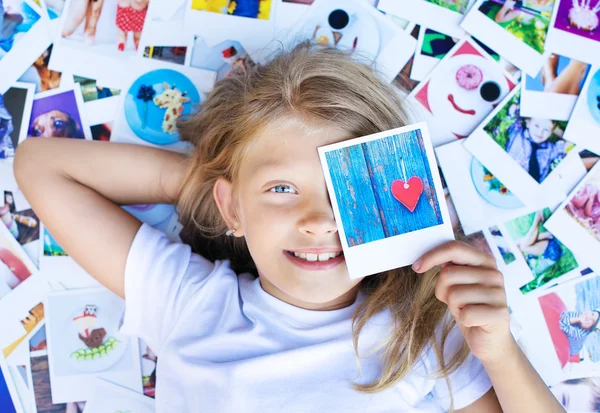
[118,223,493,412]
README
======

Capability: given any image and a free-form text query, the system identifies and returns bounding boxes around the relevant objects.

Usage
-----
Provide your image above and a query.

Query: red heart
[391,177,424,212]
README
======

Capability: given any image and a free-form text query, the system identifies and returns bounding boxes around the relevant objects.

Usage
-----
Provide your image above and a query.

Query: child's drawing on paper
[70,304,121,361]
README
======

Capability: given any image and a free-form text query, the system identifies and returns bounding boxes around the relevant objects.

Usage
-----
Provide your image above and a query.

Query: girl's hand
[412,241,513,365]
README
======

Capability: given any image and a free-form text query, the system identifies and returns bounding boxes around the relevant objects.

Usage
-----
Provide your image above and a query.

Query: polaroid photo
[110,57,215,153]
[26,86,92,140]
[83,378,154,413]
[549,377,600,411]
[0,0,52,94]
[0,221,39,301]
[545,161,600,275]
[2,190,41,268]
[285,0,417,83]
[378,0,470,38]
[49,0,151,86]
[17,44,65,94]
[523,275,600,385]
[183,0,279,63]
[436,139,585,234]
[190,36,256,81]
[488,206,583,296]
[460,0,555,76]
[275,0,312,30]
[463,84,583,205]
[138,339,157,399]
[521,54,591,121]
[39,223,100,291]
[0,82,35,163]
[545,0,600,66]
[39,0,67,38]
[562,65,600,155]
[0,354,23,413]
[410,27,458,82]
[137,2,192,67]
[5,337,33,413]
[44,288,142,404]
[407,38,518,147]
[318,122,454,280]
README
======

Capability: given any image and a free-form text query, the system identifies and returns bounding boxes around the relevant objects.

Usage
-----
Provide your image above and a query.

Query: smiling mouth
[285,250,343,262]
[448,94,476,115]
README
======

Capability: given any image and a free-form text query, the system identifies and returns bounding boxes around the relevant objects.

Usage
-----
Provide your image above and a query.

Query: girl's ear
[213,177,245,237]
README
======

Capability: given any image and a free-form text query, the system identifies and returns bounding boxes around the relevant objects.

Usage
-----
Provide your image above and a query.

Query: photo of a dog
[28,89,89,139]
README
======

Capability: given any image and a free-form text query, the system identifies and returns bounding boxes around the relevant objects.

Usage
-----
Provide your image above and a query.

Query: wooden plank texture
[325,145,385,247]
[363,130,443,237]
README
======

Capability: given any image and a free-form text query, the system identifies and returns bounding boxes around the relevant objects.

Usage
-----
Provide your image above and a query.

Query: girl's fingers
[413,240,497,273]
[435,265,506,304]
[458,304,510,329]
[439,284,507,318]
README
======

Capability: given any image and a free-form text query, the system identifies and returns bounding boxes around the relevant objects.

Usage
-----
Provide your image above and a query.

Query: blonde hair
[175,42,470,404]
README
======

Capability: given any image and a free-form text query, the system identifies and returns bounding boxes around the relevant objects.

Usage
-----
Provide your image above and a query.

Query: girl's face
[579,310,599,330]
[215,118,364,311]
[525,118,555,144]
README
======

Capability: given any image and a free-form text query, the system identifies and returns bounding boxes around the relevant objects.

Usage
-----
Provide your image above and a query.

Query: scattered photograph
[0,359,18,413]
[464,84,585,206]
[564,165,600,242]
[73,75,120,103]
[44,288,141,403]
[319,123,454,279]
[3,190,40,267]
[28,87,91,139]
[489,224,517,264]
[190,37,255,80]
[550,377,600,412]
[410,27,458,81]
[82,378,154,413]
[30,325,87,412]
[191,0,273,20]
[505,208,579,293]
[478,0,554,54]
[17,44,63,93]
[0,0,42,58]
[562,65,600,154]
[0,220,36,299]
[409,38,516,146]
[483,89,574,184]
[538,276,600,378]
[90,121,112,142]
[522,53,590,120]
[140,341,156,398]
[553,0,600,42]
[143,45,187,65]
[43,227,67,257]
[0,82,34,160]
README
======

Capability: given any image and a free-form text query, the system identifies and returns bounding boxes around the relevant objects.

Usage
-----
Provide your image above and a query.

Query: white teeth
[292,251,341,261]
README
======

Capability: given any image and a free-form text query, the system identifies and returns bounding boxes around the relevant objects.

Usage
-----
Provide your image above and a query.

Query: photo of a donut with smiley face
[408,38,518,147]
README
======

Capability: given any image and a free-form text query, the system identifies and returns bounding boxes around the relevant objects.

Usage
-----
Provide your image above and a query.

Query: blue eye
[269,185,297,194]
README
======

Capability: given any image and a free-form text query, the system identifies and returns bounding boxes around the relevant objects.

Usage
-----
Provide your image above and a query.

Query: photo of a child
[539,276,600,372]
[191,0,273,20]
[484,90,573,183]
[505,208,579,293]
[550,377,600,411]
[60,0,149,54]
[478,0,553,53]
[566,177,600,242]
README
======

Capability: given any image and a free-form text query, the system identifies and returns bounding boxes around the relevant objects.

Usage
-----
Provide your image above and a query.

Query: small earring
[225,228,236,237]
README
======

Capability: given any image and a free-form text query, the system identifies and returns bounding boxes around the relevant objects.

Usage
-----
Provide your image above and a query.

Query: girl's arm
[13,138,188,298]
[413,242,566,413]
[494,0,521,23]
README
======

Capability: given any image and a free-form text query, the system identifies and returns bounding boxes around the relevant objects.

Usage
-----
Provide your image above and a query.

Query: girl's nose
[298,212,338,236]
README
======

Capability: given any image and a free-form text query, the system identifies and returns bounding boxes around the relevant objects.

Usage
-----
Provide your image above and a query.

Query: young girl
[13,43,565,412]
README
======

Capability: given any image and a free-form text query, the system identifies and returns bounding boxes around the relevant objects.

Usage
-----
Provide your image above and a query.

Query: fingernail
[412,260,421,272]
